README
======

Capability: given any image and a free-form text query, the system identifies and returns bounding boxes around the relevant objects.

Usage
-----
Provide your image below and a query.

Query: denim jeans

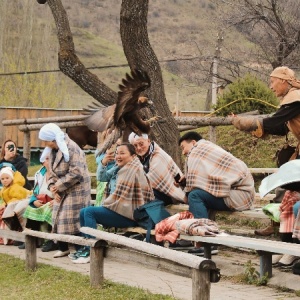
[188,188,232,219]
[80,206,138,238]
[293,201,300,217]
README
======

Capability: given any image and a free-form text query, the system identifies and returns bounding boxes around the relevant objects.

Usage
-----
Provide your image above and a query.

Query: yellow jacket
[0,171,31,205]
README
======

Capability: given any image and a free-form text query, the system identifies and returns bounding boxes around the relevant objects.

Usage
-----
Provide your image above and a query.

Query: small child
[0,167,31,232]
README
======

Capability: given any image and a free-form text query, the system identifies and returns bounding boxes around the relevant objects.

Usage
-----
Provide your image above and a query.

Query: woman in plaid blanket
[72,143,154,264]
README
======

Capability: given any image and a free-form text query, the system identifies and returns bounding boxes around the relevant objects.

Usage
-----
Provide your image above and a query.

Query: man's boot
[254,224,274,236]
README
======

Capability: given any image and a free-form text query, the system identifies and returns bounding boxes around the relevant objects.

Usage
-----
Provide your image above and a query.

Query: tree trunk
[45,0,117,106]
[120,0,181,164]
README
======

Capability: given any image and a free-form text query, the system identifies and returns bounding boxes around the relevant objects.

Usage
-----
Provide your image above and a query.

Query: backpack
[133,199,170,242]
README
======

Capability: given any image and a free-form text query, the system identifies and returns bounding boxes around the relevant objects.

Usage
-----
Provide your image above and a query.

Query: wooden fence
[0,228,220,300]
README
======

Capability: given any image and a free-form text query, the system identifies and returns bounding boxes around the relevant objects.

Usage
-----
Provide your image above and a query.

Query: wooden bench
[179,233,299,279]
[0,228,220,300]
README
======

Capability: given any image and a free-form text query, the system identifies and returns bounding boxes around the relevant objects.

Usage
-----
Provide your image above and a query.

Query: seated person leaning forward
[71,143,154,264]
[179,131,255,218]
[128,132,186,205]
[178,131,255,254]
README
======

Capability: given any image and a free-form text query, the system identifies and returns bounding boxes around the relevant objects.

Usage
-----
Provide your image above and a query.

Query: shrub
[213,74,278,116]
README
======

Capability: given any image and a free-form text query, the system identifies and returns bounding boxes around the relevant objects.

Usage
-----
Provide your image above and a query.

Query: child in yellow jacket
[0,167,31,232]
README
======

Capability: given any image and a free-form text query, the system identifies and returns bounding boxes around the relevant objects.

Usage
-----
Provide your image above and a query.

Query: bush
[213,74,278,116]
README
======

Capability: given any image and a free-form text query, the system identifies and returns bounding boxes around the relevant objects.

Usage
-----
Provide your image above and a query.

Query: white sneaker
[277,254,298,267]
[72,256,90,264]
[272,254,283,265]
[53,250,70,258]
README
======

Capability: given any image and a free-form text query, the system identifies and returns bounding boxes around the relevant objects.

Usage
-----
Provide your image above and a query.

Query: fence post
[89,241,107,287]
[192,268,211,300]
[25,235,37,271]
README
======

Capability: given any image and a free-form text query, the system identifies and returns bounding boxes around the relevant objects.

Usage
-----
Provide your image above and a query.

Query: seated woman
[0,140,32,190]
[0,167,31,241]
[94,139,121,206]
[23,153,58,252]
[128,132,186,206]
[71,143,154,264]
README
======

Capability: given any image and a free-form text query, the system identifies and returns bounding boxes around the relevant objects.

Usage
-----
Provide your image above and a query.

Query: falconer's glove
[232,116,264,138]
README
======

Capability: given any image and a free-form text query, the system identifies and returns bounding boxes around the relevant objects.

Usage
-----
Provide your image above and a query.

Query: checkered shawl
[184,139,255,210]
[175,218,219,236]
[147,143,186,202]
[103,156,154,220]
[155,211,194,243]
[279,190,300,233]
[293,203,300,239]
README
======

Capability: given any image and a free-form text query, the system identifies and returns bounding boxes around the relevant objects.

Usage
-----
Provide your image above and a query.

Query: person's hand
[102,152,115,166]
[54,193,61,203]
[33,200,44,208]
[49,200,54,207]
[50,185,58,193]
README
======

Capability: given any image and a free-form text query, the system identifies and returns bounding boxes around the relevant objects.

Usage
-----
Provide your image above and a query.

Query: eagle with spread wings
[83,69,157,154]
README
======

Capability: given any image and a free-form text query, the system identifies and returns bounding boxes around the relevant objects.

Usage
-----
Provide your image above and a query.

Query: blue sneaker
[72,247,90,264]
[68,247,85,260]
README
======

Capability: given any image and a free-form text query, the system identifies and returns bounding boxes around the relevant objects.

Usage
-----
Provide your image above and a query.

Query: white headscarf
[128,132,149,144]
[39,123,70,162]
[0,166,14,179]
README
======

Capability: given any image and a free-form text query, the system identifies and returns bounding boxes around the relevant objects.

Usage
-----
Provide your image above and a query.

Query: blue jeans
[80,206,138,238]
[188,188,232,219]
[293,201,300,217]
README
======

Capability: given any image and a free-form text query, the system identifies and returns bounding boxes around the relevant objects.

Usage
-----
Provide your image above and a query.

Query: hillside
[0,0,254,111]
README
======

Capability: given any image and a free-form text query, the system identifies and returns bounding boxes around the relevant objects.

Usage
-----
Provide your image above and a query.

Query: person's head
[39,123,69,162]
[0,140,17,161]
[0,166,14,187]
[40,150,50,170]
[128,132,151,157]
[115,143,136,168]
[178,131,202,156]
[269,66,299,97]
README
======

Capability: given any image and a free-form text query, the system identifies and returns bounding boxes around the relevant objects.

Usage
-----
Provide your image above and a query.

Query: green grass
[0,254,174,300]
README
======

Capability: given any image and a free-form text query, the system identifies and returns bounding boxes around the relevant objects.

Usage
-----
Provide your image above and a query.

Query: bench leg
[25,235,37,271]
[203,244,212,259]
[90,245,105,287]
[192,268,211,300]
[258,251,272,278]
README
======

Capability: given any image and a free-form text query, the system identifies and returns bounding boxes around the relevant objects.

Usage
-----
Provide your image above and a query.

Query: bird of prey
[83,69,157,154]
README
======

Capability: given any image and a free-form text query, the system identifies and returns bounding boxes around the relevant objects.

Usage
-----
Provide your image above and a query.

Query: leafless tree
[36,0,181,163]
[222,0,300,69]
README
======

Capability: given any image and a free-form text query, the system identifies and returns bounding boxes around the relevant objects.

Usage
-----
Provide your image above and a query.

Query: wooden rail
[179,233,300,279]
[0,228,219,300]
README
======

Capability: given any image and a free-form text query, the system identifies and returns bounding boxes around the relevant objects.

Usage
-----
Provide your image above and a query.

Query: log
[174,116,233,126]
[80,227,216,271]
[22,228,98,247]
[19,121,86,132]
[2,114,87,126]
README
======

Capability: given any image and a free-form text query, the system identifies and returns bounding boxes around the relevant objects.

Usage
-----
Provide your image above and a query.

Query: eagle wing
[113,69,151,126]
[83,103,116,132]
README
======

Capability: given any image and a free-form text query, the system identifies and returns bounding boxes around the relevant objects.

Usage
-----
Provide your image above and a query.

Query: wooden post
[23,130,31,166]
[90,241,107,287]
[25,235,37,271]
[192,268,211,300]
[258,251,272,278]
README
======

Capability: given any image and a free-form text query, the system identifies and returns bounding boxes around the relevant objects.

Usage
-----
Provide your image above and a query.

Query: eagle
[83,69,157,154]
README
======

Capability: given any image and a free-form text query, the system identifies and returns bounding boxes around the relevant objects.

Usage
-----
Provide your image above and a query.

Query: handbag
[133,199,170,242]
[36,194,53,205]
[275,134,298,167]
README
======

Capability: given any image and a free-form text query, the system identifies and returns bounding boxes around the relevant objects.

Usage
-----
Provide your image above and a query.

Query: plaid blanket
[103,156,154,220]
[279,190,300,233]
[184,139,255,211]
[155,211,194,243]
[175,218,219,236]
